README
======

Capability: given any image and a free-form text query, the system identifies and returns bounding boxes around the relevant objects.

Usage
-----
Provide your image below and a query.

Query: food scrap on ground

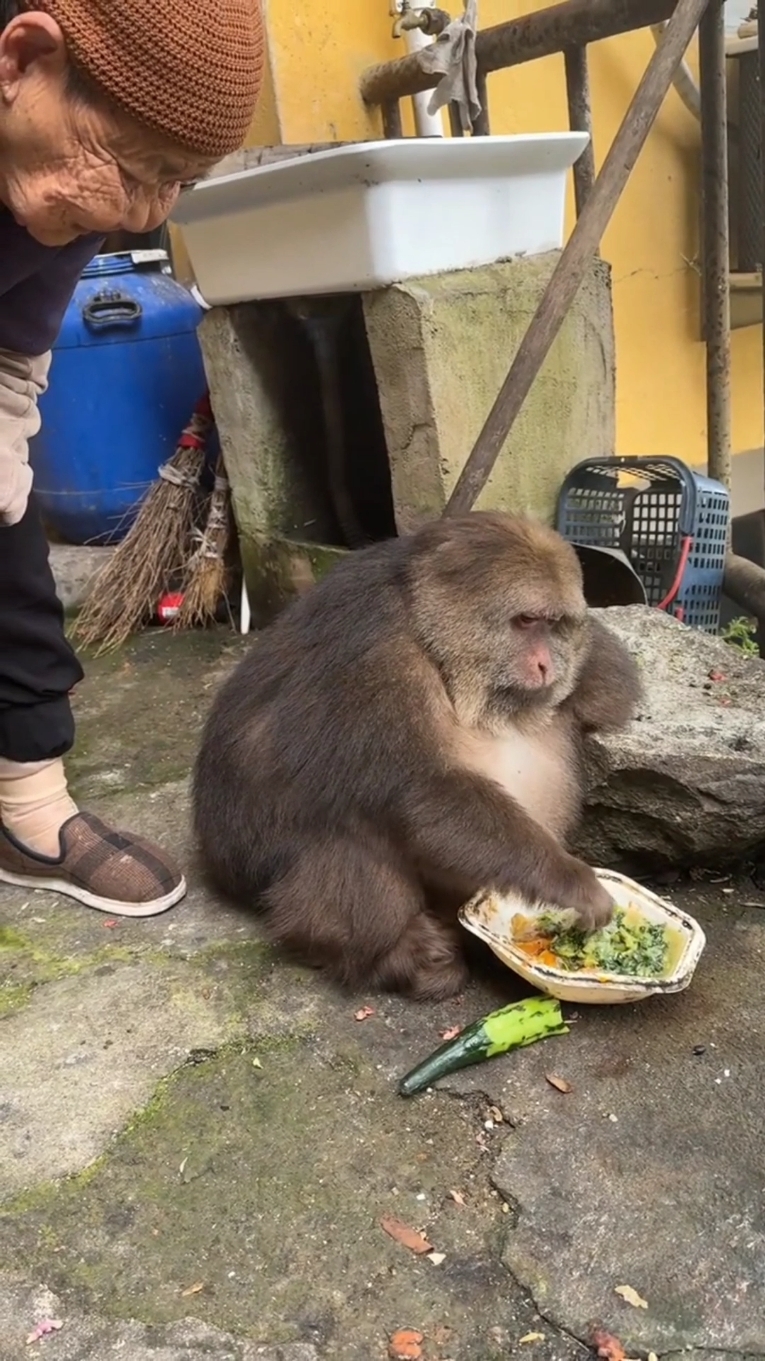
[519,1331,546,1343]
[388,1327,424,1359]
[180,1280,205,1296]
[439,1025,462,1041]
[614,1284,649,1309]
[380,1215,433,1254]
[25,1319,63,1346]
[354,1005,376,1021]
[545,1073,573,1093]
[590,1327,627,1361]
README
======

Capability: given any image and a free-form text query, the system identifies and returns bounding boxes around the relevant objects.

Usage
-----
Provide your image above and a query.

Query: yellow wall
[249,0,764,468]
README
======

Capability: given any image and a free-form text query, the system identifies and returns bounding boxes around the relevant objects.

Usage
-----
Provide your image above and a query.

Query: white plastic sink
[172,133,589,304]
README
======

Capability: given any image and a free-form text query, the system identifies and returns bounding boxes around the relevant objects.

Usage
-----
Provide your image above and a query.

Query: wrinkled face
[0,11,215,245]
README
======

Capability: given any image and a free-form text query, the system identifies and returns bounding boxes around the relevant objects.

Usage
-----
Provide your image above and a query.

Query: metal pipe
[699,0,731,488]
[442,0,712,517]
[472,68,490,135]
[563,45,596,214]
[382,99,404,137]
[405,24,446,135]
[361,0,678,107]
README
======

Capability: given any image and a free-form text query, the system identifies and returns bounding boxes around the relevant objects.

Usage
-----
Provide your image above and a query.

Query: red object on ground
[157,592,184,623]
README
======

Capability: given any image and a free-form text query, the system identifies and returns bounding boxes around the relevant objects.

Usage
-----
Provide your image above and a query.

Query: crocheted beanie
[33,0,264,158]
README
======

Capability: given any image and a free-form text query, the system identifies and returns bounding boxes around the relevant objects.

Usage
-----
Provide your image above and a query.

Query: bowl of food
[458,869,706,1004]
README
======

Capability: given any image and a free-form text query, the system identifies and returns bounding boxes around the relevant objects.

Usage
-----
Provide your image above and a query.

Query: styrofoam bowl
[458,869,706,1005]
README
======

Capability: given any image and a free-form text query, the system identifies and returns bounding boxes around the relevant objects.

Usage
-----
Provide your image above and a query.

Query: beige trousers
[0,348,51,527]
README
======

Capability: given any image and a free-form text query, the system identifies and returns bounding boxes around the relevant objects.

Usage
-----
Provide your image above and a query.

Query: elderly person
[0,0,263,915]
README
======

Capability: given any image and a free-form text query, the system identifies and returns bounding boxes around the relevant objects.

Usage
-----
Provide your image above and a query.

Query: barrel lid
[82,250,170,279]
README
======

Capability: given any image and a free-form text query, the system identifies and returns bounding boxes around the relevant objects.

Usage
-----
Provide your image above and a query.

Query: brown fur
[192,512,641,1000]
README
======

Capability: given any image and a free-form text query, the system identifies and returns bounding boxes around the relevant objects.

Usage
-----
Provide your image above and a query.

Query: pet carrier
[556,456,730,633]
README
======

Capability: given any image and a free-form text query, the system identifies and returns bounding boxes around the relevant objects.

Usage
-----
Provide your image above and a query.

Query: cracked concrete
[1,629,764,1361]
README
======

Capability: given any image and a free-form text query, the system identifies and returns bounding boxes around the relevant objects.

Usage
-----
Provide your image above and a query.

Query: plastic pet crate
[556,456,730,633]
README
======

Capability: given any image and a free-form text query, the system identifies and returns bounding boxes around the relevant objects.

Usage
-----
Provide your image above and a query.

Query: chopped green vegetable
[533,908,669,977]
[398,995,568,1097]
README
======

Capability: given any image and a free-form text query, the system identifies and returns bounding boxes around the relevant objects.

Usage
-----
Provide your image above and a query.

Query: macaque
[193,512,641,1000]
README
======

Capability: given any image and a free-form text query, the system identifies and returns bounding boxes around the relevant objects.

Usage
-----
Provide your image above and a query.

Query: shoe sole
[0,869,187,917]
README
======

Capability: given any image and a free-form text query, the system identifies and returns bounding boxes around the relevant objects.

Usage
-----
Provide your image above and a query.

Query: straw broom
[173,450,234,628]
[72,393,213,653]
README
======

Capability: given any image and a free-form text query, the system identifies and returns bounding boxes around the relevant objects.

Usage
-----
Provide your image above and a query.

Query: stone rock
[48,543,113,612]
[580,605,765,866]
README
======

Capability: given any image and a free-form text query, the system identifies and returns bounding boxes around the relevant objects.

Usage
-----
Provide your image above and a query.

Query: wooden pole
[443,0,711,517]
[759,0,765,492]
[699,0,731,488]
[564,45,596,215]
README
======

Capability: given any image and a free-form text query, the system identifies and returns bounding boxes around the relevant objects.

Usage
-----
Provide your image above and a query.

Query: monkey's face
[409,512,590,724]
[491,610,589,713]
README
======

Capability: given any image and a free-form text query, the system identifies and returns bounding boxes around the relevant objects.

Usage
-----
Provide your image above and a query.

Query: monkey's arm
[564,616,641,735]
[397,768,613,929]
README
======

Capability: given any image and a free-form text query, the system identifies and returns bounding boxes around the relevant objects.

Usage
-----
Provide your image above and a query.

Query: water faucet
[391,3,450,39]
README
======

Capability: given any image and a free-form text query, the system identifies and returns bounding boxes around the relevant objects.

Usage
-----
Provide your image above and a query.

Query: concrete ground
[2,629,765,1361]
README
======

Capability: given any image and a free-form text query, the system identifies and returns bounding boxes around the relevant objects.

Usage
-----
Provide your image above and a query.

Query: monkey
[192,511,641,1002]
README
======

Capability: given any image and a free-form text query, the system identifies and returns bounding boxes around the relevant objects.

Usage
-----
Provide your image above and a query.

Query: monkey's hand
[556,856,615,932]
[566,617,642,735]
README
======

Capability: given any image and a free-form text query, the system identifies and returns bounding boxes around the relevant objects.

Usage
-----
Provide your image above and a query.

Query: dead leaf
[439,1025,462,1041]
[381,1215,433,1255]
[180,1281,205,1297]
[545,1073,573,1093]
[26,1320,63,1345]
[449,1189,466,1206]
[520,1332,546,1344]
[591,1327,627,1361]
[388,1328,424,1360]
[354,1006,375,1021]
[614,1284,648,1309]
[428,1251,446,1265]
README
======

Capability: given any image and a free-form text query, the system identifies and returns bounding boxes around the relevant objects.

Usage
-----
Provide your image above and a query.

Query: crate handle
[657,533,693,612]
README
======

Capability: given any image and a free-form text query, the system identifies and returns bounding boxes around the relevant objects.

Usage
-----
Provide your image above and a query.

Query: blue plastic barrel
[30,251,206,544]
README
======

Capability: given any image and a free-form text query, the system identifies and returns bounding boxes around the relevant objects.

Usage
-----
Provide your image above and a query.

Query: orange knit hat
[33,0,264,158]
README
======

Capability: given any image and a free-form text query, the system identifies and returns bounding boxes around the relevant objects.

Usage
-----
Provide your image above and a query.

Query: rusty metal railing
[359,0,731,518]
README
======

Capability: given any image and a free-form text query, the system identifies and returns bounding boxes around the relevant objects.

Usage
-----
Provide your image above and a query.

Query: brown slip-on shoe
[0,811,186,917]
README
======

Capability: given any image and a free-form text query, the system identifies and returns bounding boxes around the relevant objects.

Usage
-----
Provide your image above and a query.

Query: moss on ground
[0,1037,533,1359]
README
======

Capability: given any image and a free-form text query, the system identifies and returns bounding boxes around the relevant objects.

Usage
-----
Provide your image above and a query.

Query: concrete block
[199,304,346,623]
[198,304,336,550]
[363,252,615,532]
